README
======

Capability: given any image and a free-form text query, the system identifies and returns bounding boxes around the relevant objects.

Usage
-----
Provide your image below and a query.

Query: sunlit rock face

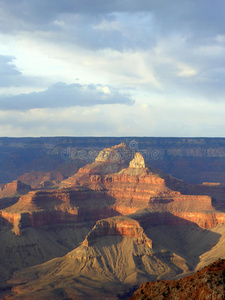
[2,146,225,236]
[129,152,146,168]
[60,144,128,188]
[95,143,127,164]
[4,144,225,299]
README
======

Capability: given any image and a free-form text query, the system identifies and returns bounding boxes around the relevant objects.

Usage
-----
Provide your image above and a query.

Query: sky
[0,0,225,137]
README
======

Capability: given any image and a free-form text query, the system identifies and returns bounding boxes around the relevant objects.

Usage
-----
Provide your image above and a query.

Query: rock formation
[83,217,152,247]
[0,180,31,198]
[2,144,225,299]
[0,188,120,235]
[130,259,225,300]
[2,137,225,185]
[60,143,128,187]
[129,152,146,168]
[6,216,182,300]
[2,148,225,236]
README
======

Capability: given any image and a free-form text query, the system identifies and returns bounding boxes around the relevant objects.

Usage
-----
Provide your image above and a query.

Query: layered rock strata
[60,143,128,187]
[2,146,225,236]
[2,148,225,235]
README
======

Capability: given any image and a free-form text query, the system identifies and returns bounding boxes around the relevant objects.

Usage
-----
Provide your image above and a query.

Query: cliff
[2,149,225,236]
[3,147,225,299]
[0,187,120,235]
[83,217,152,247]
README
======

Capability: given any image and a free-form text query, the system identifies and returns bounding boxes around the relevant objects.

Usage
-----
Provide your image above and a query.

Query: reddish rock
[83,217,152,247]
[2,149,225,235]
[60,144,128,187]
[130,259,225,300]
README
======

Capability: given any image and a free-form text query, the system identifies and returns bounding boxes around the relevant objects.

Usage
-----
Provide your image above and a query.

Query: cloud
[0,55,21,86]
[0,55,45,90]
[1,1,225,32]
[0,82,134,110]
[1,0,225,51]
[0,1,225,136]
[0,98,225,137]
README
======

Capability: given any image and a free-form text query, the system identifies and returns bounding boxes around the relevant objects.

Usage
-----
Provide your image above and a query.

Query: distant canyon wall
[1,137,225,184]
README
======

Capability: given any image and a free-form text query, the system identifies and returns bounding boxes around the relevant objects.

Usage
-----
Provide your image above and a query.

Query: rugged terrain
[130,259,225,299]
[1,143,225,299]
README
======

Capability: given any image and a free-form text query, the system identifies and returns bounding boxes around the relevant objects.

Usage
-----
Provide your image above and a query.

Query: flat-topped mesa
[83,217,152,247]
[129,152,146,168]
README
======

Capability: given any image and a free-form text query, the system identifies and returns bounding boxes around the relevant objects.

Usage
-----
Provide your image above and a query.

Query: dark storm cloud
[0,82,134,110]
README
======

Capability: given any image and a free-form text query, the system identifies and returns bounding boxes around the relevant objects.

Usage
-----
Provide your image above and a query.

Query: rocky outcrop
[129,152,146,168]
[60,144,128,187]
[130,259,225,300]
[95,143,126,163]
[3,146,225,299]
[0,180,31,198]
[89,154,216,222]
[0,188,120,235]
[3,151,225,235]
[6,216,175,300]
[83,217,152,247]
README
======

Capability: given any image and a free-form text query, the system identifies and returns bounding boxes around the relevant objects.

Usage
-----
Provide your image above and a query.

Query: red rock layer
[2,149,225,234]
[0,188,121,235]
[90,170,214,213]
[60,144,128,187]
[60,161,126,187]
[83,217,152,248]
[1,166,222,234]
[136,211,225,229]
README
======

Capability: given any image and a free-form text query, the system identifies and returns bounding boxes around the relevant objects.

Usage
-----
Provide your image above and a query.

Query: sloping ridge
[5,216,185,300]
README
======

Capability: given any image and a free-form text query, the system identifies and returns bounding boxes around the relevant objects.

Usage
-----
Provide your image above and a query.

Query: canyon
[1,143,225,299]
